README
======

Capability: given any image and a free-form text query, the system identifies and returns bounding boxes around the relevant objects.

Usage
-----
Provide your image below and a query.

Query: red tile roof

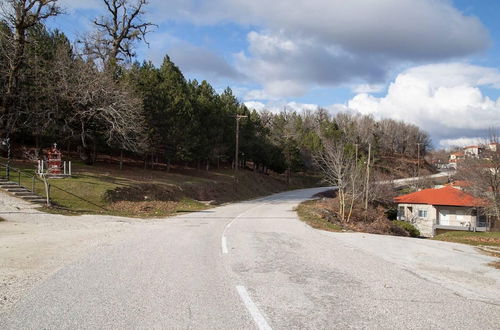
[446,180,471,187]
[394,186,483,207]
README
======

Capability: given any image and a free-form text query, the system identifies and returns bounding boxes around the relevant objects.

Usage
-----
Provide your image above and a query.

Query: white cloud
[57,0,491,100]
[343,63,500,144]
[147,0,489,98]
[236,31,387,98]
[244,100,320,114]
[352,84,386,94]
[244,101,266,112]
[439,137,483,149]
[150,0,488,60]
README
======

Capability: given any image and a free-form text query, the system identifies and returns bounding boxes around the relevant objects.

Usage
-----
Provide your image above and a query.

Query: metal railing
[0,162,40,193]
[0,162,106,211]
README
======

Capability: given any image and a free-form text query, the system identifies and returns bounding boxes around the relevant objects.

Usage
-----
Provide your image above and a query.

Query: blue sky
[52,0,500,148]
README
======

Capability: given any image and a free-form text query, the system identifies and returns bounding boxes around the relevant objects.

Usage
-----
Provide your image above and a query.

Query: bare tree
[314,137,365,223]
[0,0,61,134]
[83,0,156,69]
[457,133,500,229]
[54,53,144,163]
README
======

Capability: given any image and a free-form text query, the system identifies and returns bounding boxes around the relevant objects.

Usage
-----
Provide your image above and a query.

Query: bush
[392,220,420,237]
[385,207,398,220]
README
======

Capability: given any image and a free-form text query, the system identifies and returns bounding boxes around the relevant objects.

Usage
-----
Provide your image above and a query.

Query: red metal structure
[47,143,62,175]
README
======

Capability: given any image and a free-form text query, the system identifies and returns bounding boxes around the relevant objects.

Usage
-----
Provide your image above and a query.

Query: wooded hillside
[0,0,431,178]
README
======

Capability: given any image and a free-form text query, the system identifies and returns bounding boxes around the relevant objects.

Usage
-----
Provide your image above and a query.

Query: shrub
[392,220,420,237]
[385,207,398,220]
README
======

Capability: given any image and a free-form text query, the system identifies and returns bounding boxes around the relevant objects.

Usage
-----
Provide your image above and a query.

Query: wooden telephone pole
[234,114,247,173]
[416,142,421,178]
[364,143,371,211]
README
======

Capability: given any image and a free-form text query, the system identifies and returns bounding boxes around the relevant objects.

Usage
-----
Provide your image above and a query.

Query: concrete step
[22,194,44,199]
[0,184,20,188]
[14,191,36,196]
[1,182,46,204]
[19,194,41,199]
[29,199,47,204]
[7,188,29,193]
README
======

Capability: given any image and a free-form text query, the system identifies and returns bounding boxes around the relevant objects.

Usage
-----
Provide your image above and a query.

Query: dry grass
[106,199,209,218]
[296,198,415,237]
[488,261,500,269]
[295,200,342,232]
[1,157,320,217]
[432,231,500,247]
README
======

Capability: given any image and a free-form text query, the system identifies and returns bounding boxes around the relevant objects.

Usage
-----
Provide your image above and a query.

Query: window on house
[397,206,405,220]
[418,210,428,218]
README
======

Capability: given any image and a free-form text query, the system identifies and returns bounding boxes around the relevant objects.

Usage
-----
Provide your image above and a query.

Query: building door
[439,209,449,225]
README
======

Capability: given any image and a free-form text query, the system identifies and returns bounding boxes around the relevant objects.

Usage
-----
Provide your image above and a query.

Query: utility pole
[416,143,421,178]
[234,114,247,173]
[364,143,371,211]
[1,138,10,180]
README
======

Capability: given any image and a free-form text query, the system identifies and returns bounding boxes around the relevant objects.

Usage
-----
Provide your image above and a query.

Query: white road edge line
[221,236,228,254]
[221,207,259,254]
[236,285,272,330]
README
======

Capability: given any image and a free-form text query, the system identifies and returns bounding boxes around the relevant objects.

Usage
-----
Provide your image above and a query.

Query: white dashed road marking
[236,286,272,330]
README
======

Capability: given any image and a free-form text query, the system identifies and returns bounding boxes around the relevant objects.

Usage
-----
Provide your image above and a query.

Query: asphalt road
[1,187,499,329]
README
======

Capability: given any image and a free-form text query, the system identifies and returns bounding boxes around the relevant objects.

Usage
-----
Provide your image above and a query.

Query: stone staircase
[0,178,47,204]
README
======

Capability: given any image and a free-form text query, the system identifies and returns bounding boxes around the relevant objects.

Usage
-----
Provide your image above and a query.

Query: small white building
[463,145,483,158]
[394,186,487,237]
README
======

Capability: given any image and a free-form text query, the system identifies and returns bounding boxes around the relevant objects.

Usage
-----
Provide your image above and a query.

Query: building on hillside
[488,142,499,152]
[448,151,464,169]
[394,186,487,237]
[445,180,471,190]
[463,145,483,158]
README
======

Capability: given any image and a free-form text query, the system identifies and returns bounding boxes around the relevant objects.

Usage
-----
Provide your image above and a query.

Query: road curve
[1,187,499,329]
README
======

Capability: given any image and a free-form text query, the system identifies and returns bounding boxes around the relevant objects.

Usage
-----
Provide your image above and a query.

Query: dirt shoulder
[0,191,155,314]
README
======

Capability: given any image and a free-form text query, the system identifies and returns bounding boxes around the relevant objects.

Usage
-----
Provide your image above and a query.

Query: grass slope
[432,231,500,247]
[0,158,319,217]
[295,200,342,232]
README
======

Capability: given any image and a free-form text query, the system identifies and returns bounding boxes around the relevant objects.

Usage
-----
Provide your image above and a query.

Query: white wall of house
[397,203,436,237]
[435,206,476,227]
[397,203,481,237]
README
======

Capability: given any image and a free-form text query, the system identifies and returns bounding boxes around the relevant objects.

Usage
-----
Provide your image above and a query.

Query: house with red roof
[448,151,464,169]
[394,186,487,237]
[463,145,484,158]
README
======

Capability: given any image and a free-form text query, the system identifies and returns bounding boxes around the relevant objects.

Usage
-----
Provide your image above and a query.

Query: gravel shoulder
[0,191,153,313]
[319,231,500,303]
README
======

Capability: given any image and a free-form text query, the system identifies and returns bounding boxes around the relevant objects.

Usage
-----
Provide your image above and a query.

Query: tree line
[0,0,431,178]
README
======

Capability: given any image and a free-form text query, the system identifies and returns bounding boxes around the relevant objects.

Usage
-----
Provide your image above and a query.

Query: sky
[51,0,500,149]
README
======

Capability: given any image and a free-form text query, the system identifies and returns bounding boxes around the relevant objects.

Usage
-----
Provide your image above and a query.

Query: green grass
[432,231,500,247]
[296,200,342,232]
[0,157,320,217]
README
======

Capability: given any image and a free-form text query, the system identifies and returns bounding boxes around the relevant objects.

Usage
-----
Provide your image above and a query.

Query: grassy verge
[295,200,342,232]
[432,231,500,247]
[1,157,319,217]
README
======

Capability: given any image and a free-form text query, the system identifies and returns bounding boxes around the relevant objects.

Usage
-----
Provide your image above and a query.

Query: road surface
[1,187,499,329]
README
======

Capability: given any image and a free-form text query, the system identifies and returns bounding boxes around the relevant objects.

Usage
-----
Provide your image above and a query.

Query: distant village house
[394,186,487,237]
